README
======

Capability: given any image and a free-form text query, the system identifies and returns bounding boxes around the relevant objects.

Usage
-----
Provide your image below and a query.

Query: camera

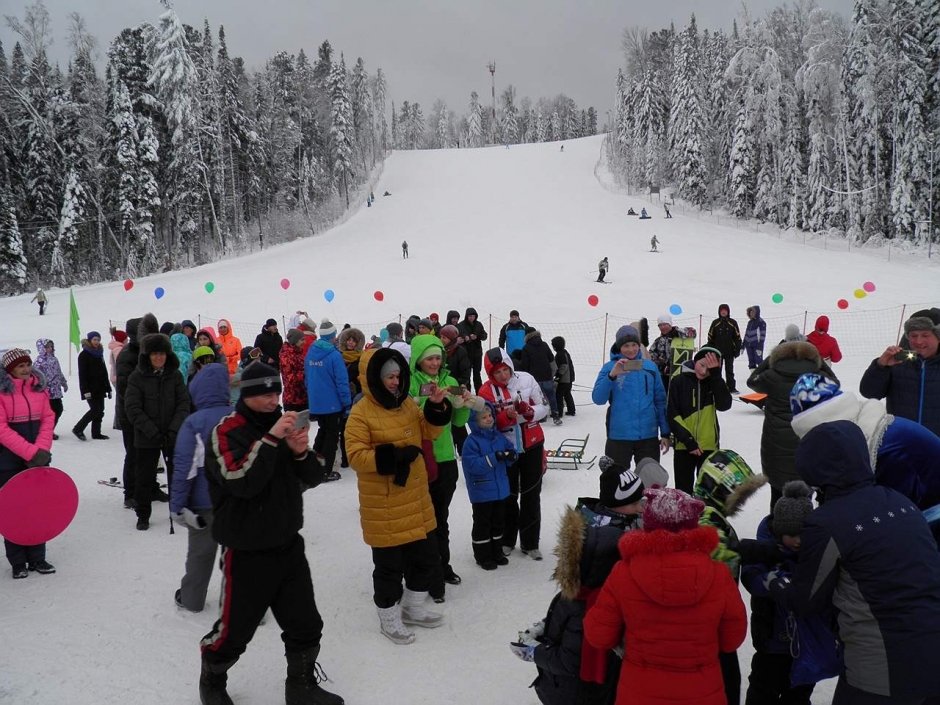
[893,350,917,363]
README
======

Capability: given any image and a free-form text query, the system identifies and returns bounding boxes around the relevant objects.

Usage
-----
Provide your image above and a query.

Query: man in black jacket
[707,304,742,393]
[254,318,283,370]
[458,307,488,392]
[518,329,562,425]
[200,362,343,705]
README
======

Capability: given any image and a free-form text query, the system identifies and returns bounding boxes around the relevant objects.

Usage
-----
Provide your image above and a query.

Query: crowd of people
[2,301,939,705]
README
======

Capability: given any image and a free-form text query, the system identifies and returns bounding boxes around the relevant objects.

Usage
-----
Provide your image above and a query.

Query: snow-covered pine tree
[550,111,561,142]
[669,16,708,207]
[327,60,353,206]
[0,176,27,290]
[51,167,86,283]
[535,108,546,143]
[501,86,518,144]
[373,68,388,153]
[467,91,482,148]
[727,99,755,218]
[437,101,448,148]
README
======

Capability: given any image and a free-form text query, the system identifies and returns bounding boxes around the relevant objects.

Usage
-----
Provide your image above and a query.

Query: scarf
[82,342,105,359]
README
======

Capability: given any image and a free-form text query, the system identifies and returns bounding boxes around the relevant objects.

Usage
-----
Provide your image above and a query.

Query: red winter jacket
[584,526,747,705]
[279,342,307,409]
[806,316,843,363]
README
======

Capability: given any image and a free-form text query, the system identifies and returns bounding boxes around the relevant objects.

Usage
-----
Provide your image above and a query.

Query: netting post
[896,304,907,344]
[282,315,287,330]
[489,314,493,347]
[803,310,808,335]
[198,314,202,329]
[698,314,703,342]
[602,313,609,364]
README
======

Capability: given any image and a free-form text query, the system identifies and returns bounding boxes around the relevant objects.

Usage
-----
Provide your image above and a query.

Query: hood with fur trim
[135,313,159,344]
[338,327,365,351]
[768,340,822,368]
[359,347,410,410]
[552,506,623,599]
[0,366,46,395]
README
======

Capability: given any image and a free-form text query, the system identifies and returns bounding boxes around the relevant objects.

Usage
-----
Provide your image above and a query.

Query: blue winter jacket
[744,305,766,349]
[461,402,513,503]
[305,340,352,415]
[771,421,940,698]
[591,351,669,441]
[875,415,940,510]
[859,354,940,436]
[170,364,232,513]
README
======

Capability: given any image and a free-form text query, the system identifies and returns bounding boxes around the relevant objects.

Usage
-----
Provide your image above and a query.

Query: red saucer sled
[0,466,79,545]
[737,392,768,409]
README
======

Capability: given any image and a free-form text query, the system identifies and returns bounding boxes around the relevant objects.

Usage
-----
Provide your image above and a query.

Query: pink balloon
[280,278,291,290]
[863,281,876,293]
[587,294,599,307]
[0,467,78,545]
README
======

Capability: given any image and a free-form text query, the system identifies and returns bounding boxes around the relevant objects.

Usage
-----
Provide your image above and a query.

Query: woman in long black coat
[74,332,112,440]
[124,333,191,530]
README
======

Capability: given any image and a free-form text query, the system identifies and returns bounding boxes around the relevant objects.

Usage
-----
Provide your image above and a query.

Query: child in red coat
[583,487,747,705]
[806,316,842,364]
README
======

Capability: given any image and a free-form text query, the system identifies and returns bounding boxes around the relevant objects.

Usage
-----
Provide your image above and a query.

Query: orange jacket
[216,319,242,376]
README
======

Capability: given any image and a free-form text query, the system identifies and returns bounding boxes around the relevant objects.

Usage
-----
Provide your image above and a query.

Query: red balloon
[374,290,384,302]
[587,294,599,307]
[837,299,849,310]
[123,279,134,291]
[0,467,78,545]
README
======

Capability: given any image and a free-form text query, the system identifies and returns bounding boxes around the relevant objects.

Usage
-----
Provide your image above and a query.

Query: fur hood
[0,367,46,395]
[524,328,542,343]
[338,327,365,351]
[552,506,623,599]
[723,474,768,517]
[768,340,822,367]
[135,313,159,344]
[137,333,179,374]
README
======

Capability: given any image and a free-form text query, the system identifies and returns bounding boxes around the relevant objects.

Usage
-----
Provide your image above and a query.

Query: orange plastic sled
[738,392,768,409]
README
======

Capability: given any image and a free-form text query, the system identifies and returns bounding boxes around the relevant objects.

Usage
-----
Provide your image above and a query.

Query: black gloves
[735,538,785,567]
[392,445,421,487]
[495,450,517,463]
[28,449,52,467]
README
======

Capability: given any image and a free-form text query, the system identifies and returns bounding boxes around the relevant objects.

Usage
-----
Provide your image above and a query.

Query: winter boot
[401,588,444,629]
[377,604,415,645]
[473,540,497,570]
[285,647,344,705]
[491,540,509,566]
[199,657,235,705]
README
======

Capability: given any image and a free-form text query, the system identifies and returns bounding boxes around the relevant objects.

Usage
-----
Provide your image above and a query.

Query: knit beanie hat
[380,357,401,379]
[286,328,304,346]
[193,346,216,362]
[386,322,403,339]
[783,324,805,342]
[693,345,723,362]
[239,361,282,398]
[772,481,815,539]
[319,318,337,341]
[598,461,645,508]
[113,330,128,343]
[416,339,444,364]
[904,316,940,339]
[440,324,460,342]
[429,312,440,322]
[265,318,278,329]
[643,487,704,532]
[615,325,640,349]
[2,348,32,373]
[657,314,672,326]
[418,317,433,331]
[86,330,101,341]
[790,372,841,416]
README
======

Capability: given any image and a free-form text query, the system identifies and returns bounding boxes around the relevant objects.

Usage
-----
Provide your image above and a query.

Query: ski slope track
[0,135,937,704]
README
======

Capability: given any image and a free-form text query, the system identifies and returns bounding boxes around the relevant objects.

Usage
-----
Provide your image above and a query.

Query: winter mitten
[598,455,615,472]
[762,569,789,592]
[178,508,207,530]
[510,642,536,662]
[519,620,544,642]
[393,465,411,488]
[515,401,534,421]
[448,394,466,409]
[27,449,52,467]
[393,445,422,466]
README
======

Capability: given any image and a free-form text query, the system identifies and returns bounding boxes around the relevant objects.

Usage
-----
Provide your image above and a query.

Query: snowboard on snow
[99,478,166,490]
[669,336,697,381]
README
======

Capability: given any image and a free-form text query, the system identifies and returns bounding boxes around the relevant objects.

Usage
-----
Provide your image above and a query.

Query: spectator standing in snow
[199,362,343,705]
[458,307,488,392]
[216,319,242,376]
[778,323,805,346]
[742,305,767,369]
[180,320,198,351]
[344,347,452,645]
[0,348,56,579]
[649,314,688,393]
[382,321,411,363]
[279,329,308,413]
[498,310,529,357]
[707,304,742,393]
[108,328,128,386]
[170,333,193,383]
[551,336,576,417]
[664,203,672,218]
[768,421,940,705]
[30,288,47,315]
[33,338,67,439]
[806,316,842,364]
[592,325,670,468]
[170,363,231,612]
[254,319,283,370]
[402,240,409,259]
[518,329,562,425]
[597,257,608,283]
[73,332,112,441]
[305,319,350,480]
[859,314,940,437]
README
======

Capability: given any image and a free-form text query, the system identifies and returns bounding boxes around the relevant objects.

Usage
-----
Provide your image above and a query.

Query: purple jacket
[33,338,67,400]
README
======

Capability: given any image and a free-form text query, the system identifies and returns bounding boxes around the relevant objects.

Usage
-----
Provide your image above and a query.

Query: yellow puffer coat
[345,347,448,548]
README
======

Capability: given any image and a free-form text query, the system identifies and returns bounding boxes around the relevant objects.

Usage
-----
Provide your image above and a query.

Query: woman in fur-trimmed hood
[746,341,837,504]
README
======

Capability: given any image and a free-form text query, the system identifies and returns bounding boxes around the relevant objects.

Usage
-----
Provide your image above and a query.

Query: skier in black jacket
[707,304,742,393]
[200,362,343,705]
[458,307,488,392]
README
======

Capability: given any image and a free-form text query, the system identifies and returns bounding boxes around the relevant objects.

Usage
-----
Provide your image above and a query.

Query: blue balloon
[669,303,682,316]
[324,289,335,303]
[380,328,389,343]
[154,287,165,300]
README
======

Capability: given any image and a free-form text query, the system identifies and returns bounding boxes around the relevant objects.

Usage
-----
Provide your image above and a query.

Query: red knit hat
[643,487,704,532]
[2,348,32,373]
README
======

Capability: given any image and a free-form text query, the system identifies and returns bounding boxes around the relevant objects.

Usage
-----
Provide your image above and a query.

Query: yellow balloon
[854,289,866,299]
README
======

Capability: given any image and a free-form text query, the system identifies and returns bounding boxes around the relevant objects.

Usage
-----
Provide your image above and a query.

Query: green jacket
[409,334,470,462]
[699,506,741,581]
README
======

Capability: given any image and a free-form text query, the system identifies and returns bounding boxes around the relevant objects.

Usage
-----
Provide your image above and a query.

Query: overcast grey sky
[2,1,853,116]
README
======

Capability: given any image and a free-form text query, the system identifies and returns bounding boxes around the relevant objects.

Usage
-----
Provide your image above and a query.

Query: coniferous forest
[609,1,940,245]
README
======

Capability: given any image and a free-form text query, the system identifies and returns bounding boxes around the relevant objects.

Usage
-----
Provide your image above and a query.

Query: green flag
[69,289,81,351]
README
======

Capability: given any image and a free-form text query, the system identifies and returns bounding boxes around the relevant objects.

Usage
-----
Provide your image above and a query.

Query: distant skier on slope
[664,203,672,219]
[650,235,659,252]
[402,241,409,259]
[597,257,609,283]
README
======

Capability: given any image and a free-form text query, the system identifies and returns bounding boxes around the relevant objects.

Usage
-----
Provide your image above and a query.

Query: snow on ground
[0,135,937,705]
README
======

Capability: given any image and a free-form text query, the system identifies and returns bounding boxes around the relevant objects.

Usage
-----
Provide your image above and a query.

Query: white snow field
[0,135,937,705]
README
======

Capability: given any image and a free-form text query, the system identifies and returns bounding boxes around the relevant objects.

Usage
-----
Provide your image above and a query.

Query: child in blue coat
[462,401,515,569]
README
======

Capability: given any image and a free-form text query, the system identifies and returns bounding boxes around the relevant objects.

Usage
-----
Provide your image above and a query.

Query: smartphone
[445,385,465,395]
[419,382,437,396]
[893,349,917,363]
[292,409,311,430]
[620,359,644,371]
